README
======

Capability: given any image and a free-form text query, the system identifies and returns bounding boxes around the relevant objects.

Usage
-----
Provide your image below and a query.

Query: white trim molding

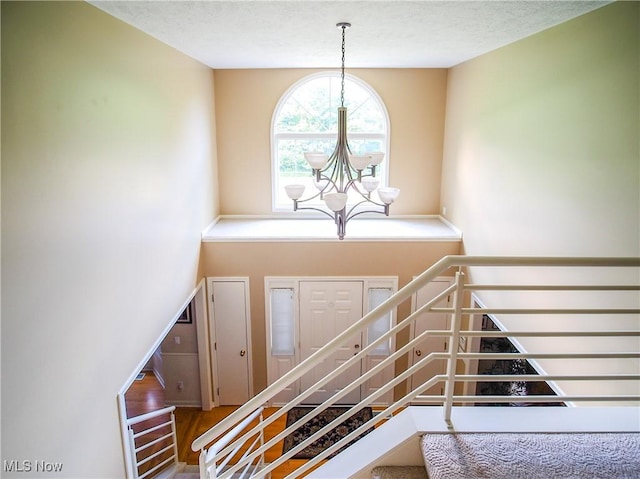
[202,215,462,242]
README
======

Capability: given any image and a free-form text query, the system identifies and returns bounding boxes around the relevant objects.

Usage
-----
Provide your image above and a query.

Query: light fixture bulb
[349,154,372,171]
[377,187,400,205]
[285,184,305,200]
[304,152,330,170]
[324,193,348,212]
[361,177,380,193]
[314,179,330,191]
[369,152,385,166]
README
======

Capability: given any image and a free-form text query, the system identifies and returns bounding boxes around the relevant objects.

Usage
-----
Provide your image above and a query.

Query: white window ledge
[202,216,462,242]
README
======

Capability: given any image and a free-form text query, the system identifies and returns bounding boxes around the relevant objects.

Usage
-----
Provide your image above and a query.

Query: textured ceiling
[89,1,610,69]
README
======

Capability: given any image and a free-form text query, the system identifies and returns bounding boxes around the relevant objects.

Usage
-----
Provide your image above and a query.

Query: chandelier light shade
[284,22,400,240]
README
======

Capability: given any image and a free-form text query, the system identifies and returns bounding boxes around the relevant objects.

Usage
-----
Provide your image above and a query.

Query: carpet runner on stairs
[421,432,640,479]
[371,466,429,479]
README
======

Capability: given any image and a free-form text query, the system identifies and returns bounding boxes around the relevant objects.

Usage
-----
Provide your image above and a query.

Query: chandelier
[284,22,400,240]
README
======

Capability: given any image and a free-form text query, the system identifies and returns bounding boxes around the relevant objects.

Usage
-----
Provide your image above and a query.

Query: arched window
[271,72,390,211]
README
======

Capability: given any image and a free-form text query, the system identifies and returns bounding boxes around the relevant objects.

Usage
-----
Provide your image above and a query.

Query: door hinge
[211,293,215,302]
[217,387,220,396]
[214,342,217,351]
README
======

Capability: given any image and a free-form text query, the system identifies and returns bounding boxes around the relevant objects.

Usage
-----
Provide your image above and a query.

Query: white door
[209,279,252,405]
[410,278,452,399]
[299,281,363,404]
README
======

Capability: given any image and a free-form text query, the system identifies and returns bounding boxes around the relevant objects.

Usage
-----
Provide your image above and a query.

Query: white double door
[299,281,364,405]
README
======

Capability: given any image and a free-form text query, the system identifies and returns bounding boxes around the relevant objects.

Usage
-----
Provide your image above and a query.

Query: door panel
[410,279,452,399]
[267,287,297,404]
[299,281,363,404]
[210,280,251,405]
[362,287,395,404]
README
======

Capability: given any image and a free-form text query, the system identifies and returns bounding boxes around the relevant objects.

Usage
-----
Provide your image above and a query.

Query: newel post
[443,270,465,425]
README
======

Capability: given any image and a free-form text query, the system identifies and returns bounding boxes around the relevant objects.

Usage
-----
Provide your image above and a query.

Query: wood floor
[125,372,318,478]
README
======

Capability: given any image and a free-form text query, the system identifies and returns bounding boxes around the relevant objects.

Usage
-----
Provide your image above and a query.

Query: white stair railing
[190,256,640,479]
[126,406,179,479]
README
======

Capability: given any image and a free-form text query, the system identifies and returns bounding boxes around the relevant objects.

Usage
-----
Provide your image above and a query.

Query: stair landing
[308,406,640,479]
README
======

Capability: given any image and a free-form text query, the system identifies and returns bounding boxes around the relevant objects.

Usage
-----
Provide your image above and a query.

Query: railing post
[444,270,465,425]
[127,426,139,479]
[170,411,180,468]
[199,448,209,479]
[259,410,265,469]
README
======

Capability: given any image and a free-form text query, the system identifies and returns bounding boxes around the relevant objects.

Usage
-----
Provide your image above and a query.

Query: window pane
[270,289,295,356]
[367,288,393,356]
[346,97,385,133]
[278,138,334,178]
[276,77,338,133]
[346,138,385,156]
[277,77,385,133]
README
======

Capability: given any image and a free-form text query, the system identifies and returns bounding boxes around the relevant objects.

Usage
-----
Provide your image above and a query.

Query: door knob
[415,349,422,357]
[240,350,246,357]
[354,344,360,349]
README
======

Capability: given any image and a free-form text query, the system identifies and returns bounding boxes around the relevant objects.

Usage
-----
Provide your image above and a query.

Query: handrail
[190,256,639,479]
[126,406,176,426]
[194,406,263,456]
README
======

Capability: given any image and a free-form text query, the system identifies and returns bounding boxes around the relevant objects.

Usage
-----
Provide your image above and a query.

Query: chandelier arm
[344,160,358,185]
[360,197,387,208]
[344,178,358,192]
[344,180,388,207]
[345,207,388,222]
[345,197,383,218]
[293,205,338,220]
[321,153,342,189]
[359,168,378,179]
[344,178,371,197]
[295,191,325,203]
[319,150,340,174]
[314,172,339,193]
[337,153,351,192]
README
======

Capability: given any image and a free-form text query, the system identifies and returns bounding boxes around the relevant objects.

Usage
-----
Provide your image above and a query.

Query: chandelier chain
[340,24,346,108]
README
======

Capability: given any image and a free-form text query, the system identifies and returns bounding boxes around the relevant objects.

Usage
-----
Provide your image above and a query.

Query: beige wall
[1,2,218,477]
[201,240,461,393]
[214,68,447,215]
[440,2,639,398]
[441,1,639,258]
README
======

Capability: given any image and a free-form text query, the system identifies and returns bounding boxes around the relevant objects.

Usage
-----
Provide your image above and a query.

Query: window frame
[271,71,391,213]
